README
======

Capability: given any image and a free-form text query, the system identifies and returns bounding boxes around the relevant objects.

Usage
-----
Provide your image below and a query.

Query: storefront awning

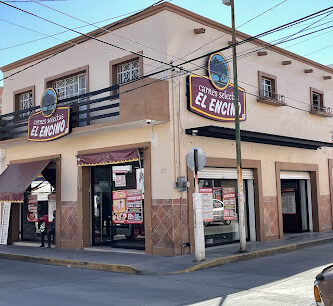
[0,160,50,203]
[77,148,139,166]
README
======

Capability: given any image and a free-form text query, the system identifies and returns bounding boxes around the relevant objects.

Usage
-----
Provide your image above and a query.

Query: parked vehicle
[314,265,333,305]
[204,199,231,226]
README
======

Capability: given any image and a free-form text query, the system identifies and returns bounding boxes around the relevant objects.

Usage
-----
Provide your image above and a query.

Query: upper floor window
[13,86,35,117]
[52,73,86,100]
[311,89,323,110]
[309,87,332,117]
[257,71,285,106]
[19,91,33,111]
[117,59,140,84]
[261,77,273,98]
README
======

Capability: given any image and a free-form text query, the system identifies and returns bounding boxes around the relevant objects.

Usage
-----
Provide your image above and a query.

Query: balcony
[257,89,286,106]
[310,104,333,117]
[0,78,170,142]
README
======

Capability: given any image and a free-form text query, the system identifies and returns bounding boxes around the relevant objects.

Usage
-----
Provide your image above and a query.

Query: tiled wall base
[320,195,332,231]
[263,196,279,239]
[60,201,79,248]
[151,199,189,256]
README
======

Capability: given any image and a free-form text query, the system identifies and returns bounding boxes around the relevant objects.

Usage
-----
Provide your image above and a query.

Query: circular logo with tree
[208,52,230,90]
[41,88,57,117]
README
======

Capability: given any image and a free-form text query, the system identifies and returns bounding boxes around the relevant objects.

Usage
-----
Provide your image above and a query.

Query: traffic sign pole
[186,147,206,261]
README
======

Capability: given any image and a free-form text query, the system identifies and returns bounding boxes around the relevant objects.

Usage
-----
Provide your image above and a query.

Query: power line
[182,0,288,59]
[0,0,186,76]
[31,0,178,62]
[0,7,156,52]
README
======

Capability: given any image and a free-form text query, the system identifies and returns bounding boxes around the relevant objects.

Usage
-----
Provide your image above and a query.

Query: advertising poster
[282,188,296,214]
[199,188,213,222]
[222,187,237,221]
[48,193,56,222]
[115,175,126,187]
[0,202,11,245]
[136,168,144,199]
[112,189,143,224]
[27,194,38,222]
[213,187,222,200]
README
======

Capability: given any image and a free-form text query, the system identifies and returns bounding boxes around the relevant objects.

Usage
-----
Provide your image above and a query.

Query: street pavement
[0,242,332,305]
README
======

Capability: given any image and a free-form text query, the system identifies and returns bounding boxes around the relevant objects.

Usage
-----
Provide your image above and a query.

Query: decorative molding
[257,51,268,56]
[194,28,205,34]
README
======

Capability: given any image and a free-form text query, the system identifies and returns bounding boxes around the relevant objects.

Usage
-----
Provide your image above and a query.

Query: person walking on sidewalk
[47,210,56,248]
[38,214,50,248]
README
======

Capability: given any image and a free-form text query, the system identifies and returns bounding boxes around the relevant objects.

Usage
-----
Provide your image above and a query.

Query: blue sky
[0,0,332,86]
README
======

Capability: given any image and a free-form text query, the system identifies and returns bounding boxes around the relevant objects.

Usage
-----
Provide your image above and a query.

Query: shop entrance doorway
[198,167,256,247]
[91,159,145,250]
[281,176,313,233]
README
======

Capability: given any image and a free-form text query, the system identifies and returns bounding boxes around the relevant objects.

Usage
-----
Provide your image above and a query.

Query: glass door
[91,166,112,245]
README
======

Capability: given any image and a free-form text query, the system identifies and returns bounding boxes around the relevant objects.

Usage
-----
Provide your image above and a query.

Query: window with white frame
[52,73,86,100]
[261,77,273,98]
[117,59,140,84]
[18,91,33,116]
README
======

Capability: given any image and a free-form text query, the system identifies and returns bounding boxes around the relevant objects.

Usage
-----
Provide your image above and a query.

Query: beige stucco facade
[0,3,333,256]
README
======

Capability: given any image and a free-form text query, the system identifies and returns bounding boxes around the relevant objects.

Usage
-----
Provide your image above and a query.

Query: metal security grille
[19,91,33,116]
[53,73,86,99]
[117,59,140,84]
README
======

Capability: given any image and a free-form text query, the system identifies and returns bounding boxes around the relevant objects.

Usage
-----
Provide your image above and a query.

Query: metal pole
[230,0,246,252]
[193,149,205,261]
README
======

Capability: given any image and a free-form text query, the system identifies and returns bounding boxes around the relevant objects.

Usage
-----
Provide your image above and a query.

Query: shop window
[257,71,285,106]
[13,86,35,117]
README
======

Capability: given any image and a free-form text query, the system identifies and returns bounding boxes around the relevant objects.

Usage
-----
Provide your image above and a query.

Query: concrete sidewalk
[0,231,332,275]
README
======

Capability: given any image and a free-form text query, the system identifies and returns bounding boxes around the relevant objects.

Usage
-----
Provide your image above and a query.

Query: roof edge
[1,2,333,75]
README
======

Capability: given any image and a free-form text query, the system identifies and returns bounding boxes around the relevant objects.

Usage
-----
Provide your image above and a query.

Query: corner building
[0,3,333,256]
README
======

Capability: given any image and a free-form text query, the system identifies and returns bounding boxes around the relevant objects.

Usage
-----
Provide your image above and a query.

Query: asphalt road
[0,243,332,306]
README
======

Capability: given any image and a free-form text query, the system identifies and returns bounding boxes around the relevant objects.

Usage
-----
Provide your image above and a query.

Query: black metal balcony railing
[310,104,333,117]
[257,89,286,106]
[0,85,119,141]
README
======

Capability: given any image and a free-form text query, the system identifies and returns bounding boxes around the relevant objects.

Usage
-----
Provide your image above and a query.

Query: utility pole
[222,0,246,252]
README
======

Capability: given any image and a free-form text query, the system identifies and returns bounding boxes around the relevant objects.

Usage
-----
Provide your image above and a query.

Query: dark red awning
[77,148,139,166]
[0,160,50,202]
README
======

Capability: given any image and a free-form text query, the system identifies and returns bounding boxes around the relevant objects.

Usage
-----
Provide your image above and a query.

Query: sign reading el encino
[187,52,246,122]
[28,88,70,142]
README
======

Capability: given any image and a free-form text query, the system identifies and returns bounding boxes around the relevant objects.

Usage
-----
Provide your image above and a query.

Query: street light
[222,0,246,252]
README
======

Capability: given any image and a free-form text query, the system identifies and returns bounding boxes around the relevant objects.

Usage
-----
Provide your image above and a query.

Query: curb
[0,237,332,275]
[172,236,333,274]
[0,253,141,275]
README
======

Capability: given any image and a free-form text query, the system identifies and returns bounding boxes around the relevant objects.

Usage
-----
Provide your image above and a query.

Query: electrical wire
[181,0,288,59]
[0,7,157,52]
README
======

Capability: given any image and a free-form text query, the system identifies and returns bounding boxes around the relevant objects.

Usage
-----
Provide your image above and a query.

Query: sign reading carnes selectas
[28,107,70,142]
[187,75,246,122]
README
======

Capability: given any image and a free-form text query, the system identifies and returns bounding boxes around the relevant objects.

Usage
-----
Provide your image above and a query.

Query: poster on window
[48,193,56,222]
[199,188,213,222]
[213,187,222,200]
[115,175,126,187]
[222,187,237,221]
[112,189,143,224]
[282,188,296,214]
[27,194,38,222]
[136,168,144,199]
[0,202,11,245]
